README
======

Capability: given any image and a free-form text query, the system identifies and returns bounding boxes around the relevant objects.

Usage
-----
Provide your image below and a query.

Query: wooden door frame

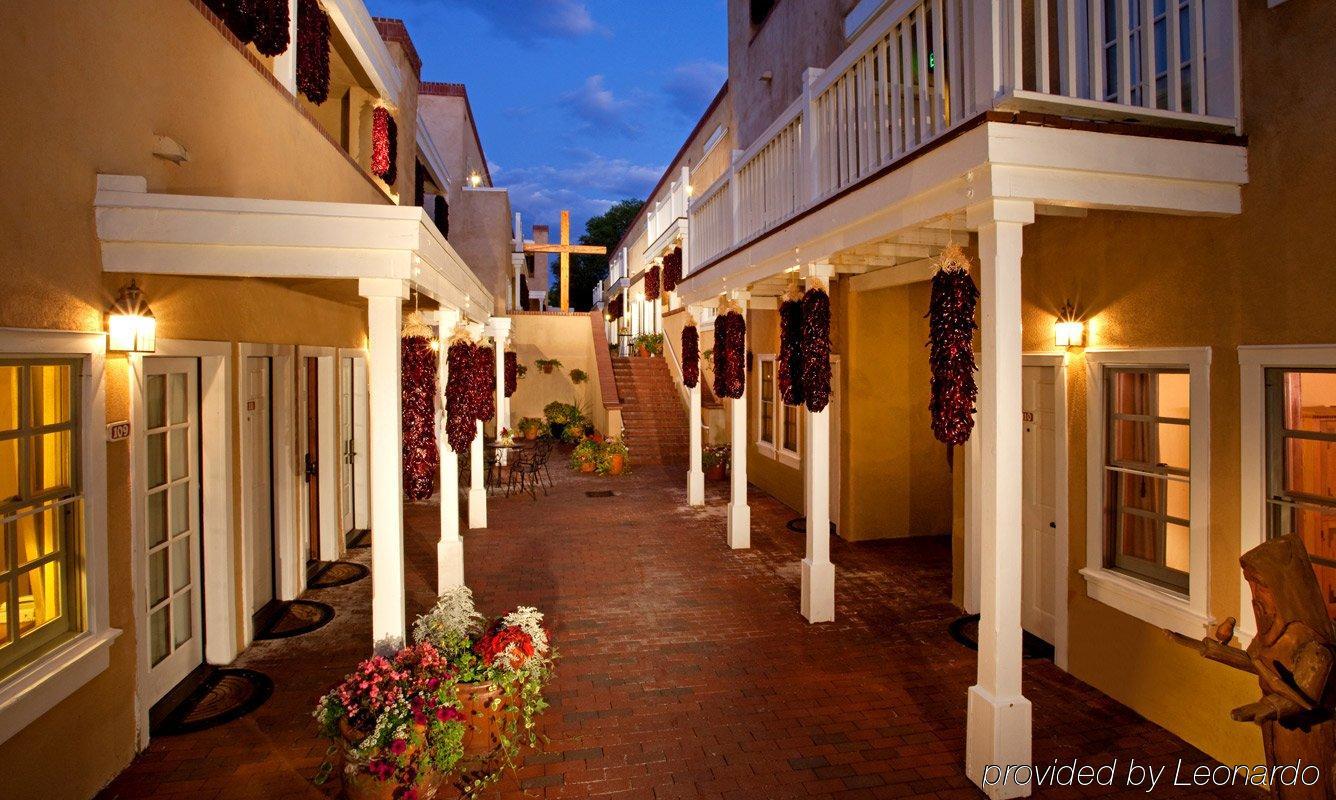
[337,348,370,535]
[297,346,340,566]
[129,339,235,747]
[236,344,297,647]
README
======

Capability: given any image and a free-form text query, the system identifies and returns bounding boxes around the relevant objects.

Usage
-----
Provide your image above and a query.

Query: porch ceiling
[93,175,493,323]
[677,121,1247,305]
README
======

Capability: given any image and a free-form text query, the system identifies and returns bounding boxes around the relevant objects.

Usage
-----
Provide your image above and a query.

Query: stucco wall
[508,314,602,432]
[453,188,514,312]
[0,2,387,797]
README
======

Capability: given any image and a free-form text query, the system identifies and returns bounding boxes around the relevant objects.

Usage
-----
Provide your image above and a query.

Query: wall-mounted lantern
[1054,301,1085,349]
[107,280,157,353]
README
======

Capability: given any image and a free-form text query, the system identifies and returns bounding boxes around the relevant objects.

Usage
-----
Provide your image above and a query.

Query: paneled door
[1021,365,1058,644]
[304,357,321,568]
[245,357,275,618]
[142,357,202,704]
[339,357,355,538]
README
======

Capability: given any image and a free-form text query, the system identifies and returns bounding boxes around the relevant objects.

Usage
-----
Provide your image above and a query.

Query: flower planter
[523,429,538,441]
[456,682,518,763]
[337,720,443,800]
[578,460,595,474]
[705,464,726,482]
[608,454,625,475]
[635,345,649,357]
[548,423,567,441]
[538,364,555,374]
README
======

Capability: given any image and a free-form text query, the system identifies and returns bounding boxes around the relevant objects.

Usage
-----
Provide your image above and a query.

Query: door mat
[152,668,274,736]
[948,613,1055,661]
[308,561,369,589]
[585,490,615,498]
[786,517,838,535]
[254,599,334,640]
[348,529,371,549]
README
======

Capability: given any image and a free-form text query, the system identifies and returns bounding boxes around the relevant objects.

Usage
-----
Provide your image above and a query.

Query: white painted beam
[847,258,937,292]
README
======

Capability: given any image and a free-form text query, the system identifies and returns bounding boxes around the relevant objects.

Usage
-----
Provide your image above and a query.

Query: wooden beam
[848,258,936,292]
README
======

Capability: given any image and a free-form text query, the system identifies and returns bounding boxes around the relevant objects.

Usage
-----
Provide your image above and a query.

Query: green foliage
[545,200,645,310]
[702,444,730,470]
[542,401,584,426]
[568,368,589,384]
[516,417,546,436]
[632,332,664,356]
[535,358,563,371]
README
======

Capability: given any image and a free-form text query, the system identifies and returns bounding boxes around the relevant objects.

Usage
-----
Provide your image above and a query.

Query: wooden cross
[523,210,606,312]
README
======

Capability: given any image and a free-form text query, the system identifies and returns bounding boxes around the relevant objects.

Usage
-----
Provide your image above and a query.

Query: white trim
[0,329,118,747]
[1022,353,1070,671]
[236,343,298,647]
[298,347,341,564]
[701,124,728,160]
[339,349,370,533]
[1236,344,1336,645]
[1082,348,1212,638]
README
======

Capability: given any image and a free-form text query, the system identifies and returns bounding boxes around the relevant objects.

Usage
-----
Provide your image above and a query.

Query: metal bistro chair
[506,448,544,500]
[530,439,555,491]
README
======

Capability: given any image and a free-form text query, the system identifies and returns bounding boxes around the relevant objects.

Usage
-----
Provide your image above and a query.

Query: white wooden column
[490,317,512,442]
[468,317,488,529]
[727,291,750,549]
[359,278,409,651]
[964,199,1035,799]
[801,264,836,623]
[435,307,463,593]
[272,0,298,94]
[687,306,705,507]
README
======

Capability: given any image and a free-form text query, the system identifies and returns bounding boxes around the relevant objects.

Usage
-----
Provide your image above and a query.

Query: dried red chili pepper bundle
[801,282,831,413]
[681,318,700,389]
[926,244,979,461]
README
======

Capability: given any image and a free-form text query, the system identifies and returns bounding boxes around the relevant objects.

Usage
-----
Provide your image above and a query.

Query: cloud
[500,151,663,236]
[561,75,639,137]
[442,0,607,43]
[664,60,727,117]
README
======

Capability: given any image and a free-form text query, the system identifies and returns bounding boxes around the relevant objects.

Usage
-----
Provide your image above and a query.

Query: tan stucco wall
[0,2,390,796]
[453,188,514,311]
[508,314,603,431]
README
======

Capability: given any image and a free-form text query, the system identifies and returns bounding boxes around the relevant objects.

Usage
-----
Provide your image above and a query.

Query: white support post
[469,418,486,529]
[272,0,298,94]
[800,67,825,203]
[687,305,705,507]
[801,264,836,623]
[436,307,463,593]
[490,317,513,454]
[964,199,1035,799]
[727,291,750,549]
[359,278,409,652]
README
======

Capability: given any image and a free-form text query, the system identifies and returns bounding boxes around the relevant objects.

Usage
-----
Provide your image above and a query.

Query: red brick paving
[96,464,1258,799]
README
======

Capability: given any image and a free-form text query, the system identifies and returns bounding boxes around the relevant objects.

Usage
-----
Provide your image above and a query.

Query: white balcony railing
[688,0,1240,270]
[646,168,692,250]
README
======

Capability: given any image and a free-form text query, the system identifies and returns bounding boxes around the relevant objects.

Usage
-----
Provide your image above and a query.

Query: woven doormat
[948,613,1055,661]
[786,517,838,535]
[308,561,369,589]
[153,668,273,736]
[254,599,334,640]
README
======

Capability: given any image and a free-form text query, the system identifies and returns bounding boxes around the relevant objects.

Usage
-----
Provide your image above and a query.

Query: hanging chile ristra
[372,107,398,184]
[801,280,832,413]
[504,351,518,398]
[712,297,747,400]
[662,247,683,294]
[681,316,700,389]
[445,333,478,454]
[473,343,496,422]
[926,244,979,463]
[296,0,331,104]
[645,264,661,301]
[777,284,805,406]
[401,335,439,500]
[250,0,291,55]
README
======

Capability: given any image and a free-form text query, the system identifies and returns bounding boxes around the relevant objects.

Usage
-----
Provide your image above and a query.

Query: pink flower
[436,706,464,723]
[390,738,408,756]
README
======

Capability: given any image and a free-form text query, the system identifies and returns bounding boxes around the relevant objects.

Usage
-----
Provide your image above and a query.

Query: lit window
[1265,370,1336,615]
[780,403,800,457]
[758,360,775,447]
[0,360,82,678]
[1103,367,1192,592]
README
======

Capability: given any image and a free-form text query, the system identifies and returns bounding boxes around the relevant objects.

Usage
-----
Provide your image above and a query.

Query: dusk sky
[367,0,728,242]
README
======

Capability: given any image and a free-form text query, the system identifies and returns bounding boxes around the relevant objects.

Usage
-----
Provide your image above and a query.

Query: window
[1103,368,1192,592]
[755,355,800,466]
[781,403,800,458]
[750,0,778,28]
[0,361,82,678]
[1265,370,1336,615]
[1083,349,1210,637]
[758,359,775,448]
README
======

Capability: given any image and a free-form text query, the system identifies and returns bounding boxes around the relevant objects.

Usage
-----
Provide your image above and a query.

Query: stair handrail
[661,315,717,442]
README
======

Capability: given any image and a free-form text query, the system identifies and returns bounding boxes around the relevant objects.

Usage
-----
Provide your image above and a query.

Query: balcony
[688,0,1241,271]
[645,167,692,262]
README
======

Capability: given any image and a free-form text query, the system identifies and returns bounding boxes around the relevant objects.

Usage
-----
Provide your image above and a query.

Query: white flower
[413,586,484,648]
[501,606,549,656]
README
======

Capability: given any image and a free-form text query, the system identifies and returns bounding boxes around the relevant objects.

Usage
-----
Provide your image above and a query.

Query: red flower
[436,706,465,723]
[476,625,536,669]
[390,738,408,756]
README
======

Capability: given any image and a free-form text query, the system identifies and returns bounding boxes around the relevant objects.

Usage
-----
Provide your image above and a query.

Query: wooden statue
[1170,534,1336,799]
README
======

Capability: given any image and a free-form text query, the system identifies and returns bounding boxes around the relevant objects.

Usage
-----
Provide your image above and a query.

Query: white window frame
[1081,348,1211,638]
[753,354,800,469]
[755,356,777,457]
[0,328,117,747]
[1237,344,1336,645]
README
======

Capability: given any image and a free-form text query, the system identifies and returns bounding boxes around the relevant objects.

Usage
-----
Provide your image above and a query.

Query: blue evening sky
[368,0,727,242]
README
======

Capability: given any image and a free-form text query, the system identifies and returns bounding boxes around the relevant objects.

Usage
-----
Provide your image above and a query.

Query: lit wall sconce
[1054,301,1085,349]
[468,171,483,188]
[107,280,157,353]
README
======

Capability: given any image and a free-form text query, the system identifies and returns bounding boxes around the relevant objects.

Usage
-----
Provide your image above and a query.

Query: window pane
[1111,472,1164,514]
[761,404,774,444]
[146,375,166,429]
[146,490,167,548]
[0,599,9,647]
[170,483,189,536]
[1112,419,1154,464]
[1118,512,1157,562]
[783,405,799,451]
[0,367,19,432]
[169,373,188,425]
[1282,372,1336,435]
[1158,422,1191,471]
[1158,372,1190,419]
[1283,504,1336,565]
[14,509,58,567]
[1167,479,1190,520]
[1165,523,1190,572]
[32,431,71,493]
[171,539,190,593]
[0,438,18,504]
[1284,437,1336,500]
[16,561,60,635]
[1111,371,1152,415]
[30,364,71,427]
[146,432,166,488]
[173,591,192,648]
[149,548,168,607]
[169,428,188,481]
[761,363,774,402]
[150,607,169,666]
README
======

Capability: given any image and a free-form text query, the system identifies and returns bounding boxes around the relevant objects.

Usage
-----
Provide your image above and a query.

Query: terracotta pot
[705,464,726,481]
[608,454,625,475]
[579,460,596,474]
[337,719,442,800]
[523,429,538,441]
[539,364,554,374]
[636,345,648,357]
[456,682,518,762]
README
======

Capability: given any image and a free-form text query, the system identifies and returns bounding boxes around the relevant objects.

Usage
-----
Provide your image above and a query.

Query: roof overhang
[93,175,493,323]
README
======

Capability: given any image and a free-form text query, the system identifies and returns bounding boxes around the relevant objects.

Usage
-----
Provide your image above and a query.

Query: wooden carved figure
[1171,534,1336,799]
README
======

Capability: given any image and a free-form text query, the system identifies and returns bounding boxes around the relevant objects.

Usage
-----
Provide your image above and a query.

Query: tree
[547,199,645,311]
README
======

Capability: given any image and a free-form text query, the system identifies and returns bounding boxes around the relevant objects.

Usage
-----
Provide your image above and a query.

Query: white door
[829,360,841,531]
[245,357,274,615]
[339,357,355,536]
[141,357,203,703]
[1021,365,1058,644]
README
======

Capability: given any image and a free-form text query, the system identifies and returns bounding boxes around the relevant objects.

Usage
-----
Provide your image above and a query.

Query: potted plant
[516,364,528,380]
[570,439,600,473]
[496,427,514,447]
[543,401,577,441]
[516,417,544,441]
[314,642,466,800]
[642,333,664,357]
[535,358,562,375]
[703,444,729,481]
[568,368,588,384]
[600,437,629,476]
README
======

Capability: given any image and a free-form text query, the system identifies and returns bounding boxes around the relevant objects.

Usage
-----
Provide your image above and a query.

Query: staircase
[611,356,689,466]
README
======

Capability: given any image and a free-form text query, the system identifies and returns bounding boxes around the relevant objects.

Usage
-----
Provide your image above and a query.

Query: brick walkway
[97,464,1257,800]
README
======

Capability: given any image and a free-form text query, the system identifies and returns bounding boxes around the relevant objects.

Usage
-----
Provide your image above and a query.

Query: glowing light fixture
[468,171,483,188]
[107,280,157,353]
[1054,301,1085,349]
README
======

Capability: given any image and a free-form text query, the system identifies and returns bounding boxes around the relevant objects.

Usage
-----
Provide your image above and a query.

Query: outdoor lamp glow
[1054,302,1084,349]
[468,171,483,188]
[107,280,157,353]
